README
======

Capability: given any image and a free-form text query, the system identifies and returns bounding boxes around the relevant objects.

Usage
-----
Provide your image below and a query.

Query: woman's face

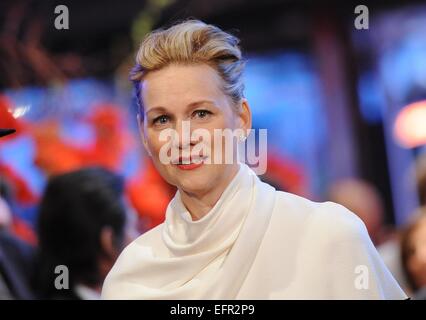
[139,63,251,196]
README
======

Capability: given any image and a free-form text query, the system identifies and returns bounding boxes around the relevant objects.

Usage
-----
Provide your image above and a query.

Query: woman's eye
[193,110,212,119]
[153,115,169,125]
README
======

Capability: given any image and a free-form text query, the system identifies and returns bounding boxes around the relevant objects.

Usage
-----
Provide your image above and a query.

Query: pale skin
[137,63,252,221]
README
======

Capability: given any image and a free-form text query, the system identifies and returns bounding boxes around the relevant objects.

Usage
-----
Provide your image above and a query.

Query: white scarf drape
[102,163,407,300]
[102,163,276,299]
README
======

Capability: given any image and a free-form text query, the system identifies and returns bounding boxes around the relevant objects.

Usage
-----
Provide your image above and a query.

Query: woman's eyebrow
[146,106,168,116]
[186,100,217,109]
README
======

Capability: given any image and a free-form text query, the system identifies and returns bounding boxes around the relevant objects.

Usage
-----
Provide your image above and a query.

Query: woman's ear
[137,114,152,157]
[238,98,252,135]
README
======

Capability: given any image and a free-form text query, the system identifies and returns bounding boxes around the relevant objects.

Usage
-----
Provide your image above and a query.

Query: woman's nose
[172,119,193,150]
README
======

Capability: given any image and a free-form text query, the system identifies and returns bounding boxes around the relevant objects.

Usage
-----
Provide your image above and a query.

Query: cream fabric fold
[102,163,275,299]
[102,163,407,300]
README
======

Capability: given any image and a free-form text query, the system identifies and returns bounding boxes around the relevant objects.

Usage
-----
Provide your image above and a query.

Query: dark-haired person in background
[33,167,138,299]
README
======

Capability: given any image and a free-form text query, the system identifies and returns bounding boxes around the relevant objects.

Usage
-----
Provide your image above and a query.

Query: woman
[102,20,406,299]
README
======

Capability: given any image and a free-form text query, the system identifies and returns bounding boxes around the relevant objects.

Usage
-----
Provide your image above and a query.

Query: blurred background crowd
[1,0,426,300]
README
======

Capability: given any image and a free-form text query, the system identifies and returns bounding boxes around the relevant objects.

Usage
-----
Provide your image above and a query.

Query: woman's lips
[173,157,206,170]
[175,162,204,170]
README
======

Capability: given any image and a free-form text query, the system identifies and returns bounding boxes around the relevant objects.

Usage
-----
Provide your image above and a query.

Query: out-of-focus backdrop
[1,0,426,299]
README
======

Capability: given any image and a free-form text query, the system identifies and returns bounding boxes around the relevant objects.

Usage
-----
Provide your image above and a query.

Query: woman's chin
[176,175,211,194]
[170,165,215,193]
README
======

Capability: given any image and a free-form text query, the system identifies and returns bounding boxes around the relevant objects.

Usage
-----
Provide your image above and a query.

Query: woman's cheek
[148,131,163,154]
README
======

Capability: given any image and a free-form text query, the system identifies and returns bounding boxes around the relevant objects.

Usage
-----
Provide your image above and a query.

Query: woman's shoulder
[273,191,369,243]
[309,200,369,244]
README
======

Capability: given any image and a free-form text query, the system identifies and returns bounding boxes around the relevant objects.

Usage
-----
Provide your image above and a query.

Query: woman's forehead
[141,64,225,108]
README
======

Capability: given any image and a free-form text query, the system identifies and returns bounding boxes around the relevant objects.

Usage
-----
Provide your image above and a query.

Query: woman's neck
[179,164,240,221]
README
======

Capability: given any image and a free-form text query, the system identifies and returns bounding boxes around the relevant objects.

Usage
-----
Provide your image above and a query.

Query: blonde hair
[130,20,245,117]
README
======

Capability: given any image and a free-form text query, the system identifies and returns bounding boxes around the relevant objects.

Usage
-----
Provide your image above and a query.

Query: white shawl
[102,163,407,299]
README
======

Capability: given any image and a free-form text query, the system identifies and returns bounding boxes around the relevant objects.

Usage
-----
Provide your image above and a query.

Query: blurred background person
[328,179,389,246]
[400,207,426,300]
[33,167,138,300]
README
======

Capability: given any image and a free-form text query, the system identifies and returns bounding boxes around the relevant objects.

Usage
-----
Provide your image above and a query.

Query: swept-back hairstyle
[130,19,246,118]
